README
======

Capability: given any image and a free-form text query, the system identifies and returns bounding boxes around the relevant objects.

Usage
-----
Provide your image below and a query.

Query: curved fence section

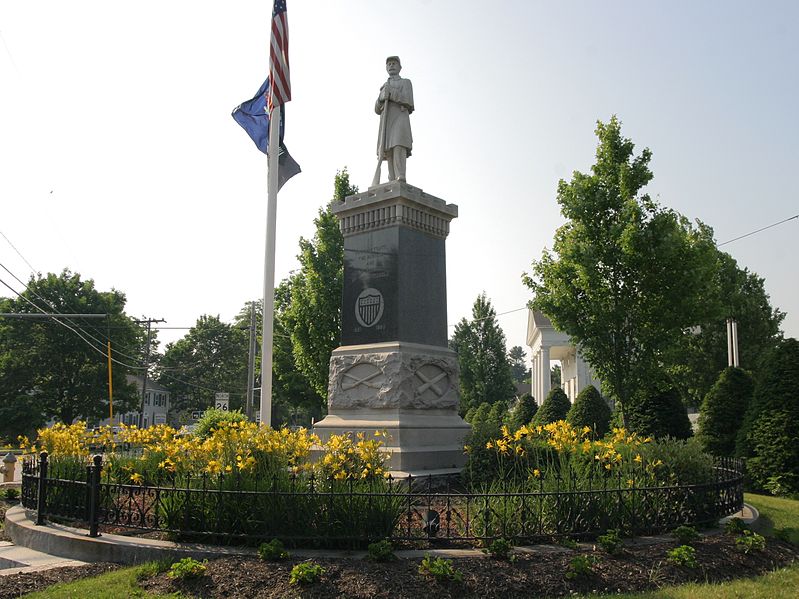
[21,453,744,547]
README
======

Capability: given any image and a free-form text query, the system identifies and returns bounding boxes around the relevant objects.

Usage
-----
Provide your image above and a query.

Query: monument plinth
[314,181,470,476]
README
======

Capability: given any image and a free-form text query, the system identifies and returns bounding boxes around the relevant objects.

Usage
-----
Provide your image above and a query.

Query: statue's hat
[386,56,401,67]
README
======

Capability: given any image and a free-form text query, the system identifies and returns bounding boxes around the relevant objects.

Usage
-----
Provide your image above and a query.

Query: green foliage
[596,528,623,555]
[366,539,395,562]
[667,545,698,568]
[2,487,20,501]
[134,560,172,581]
[193,408,247,440]
[625,385,692,440]
[508,393,537,430]
[725,517,749,535]
[666,252,784,407]
[0,269,140,426]
[418,554,463,583]
[482,537,513,560]
[158,315,247,413]
[258,538,289,561]
[524,116,719,423]
[289,561,325,585]
[642,437,713,485]
[167,557,207,579]
[567,385,611,437]
[697,367,753,457]
[285,169,356,403]
[672,525,700,545]
[737,339,799,494]
[508,345,528,383]
[532,387,570,425]
[735,530,766,554]
[450,293,516,413]
[565,555,597,579]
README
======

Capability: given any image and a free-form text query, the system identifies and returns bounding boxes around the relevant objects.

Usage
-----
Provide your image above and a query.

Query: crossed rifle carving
[415,369,447,397]
[342,369,383,391]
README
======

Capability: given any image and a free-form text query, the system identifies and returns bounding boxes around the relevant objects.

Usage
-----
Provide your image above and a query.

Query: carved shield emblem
[355,288,384,328]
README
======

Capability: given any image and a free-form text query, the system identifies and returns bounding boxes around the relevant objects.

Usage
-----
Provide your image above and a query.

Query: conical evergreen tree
[532,387,571,425]
[508,393,537,430]
[697,367,753,456]
[567,385,611,437]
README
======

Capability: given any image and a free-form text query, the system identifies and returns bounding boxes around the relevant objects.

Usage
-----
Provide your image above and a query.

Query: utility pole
[245,302,258,422]
[135,317,165,428]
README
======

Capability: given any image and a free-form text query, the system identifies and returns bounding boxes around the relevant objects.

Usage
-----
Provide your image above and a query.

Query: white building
[99,375,170,428]
[526,309,601,405]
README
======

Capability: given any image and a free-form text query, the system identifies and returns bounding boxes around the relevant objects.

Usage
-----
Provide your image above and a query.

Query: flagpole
[260,103,281,429]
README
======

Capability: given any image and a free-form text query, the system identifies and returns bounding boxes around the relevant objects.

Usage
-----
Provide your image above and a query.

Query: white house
[99,375,170,428]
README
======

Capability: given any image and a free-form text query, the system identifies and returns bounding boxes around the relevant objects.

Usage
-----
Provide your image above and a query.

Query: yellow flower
[634,454,642,463]
[130,472,143,485]
[533,469,541,478]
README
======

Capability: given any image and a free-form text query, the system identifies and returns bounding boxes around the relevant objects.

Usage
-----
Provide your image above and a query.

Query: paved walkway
[0,540,87,576]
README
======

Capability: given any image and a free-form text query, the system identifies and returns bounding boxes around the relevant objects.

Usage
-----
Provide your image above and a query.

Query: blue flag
[232,77,301,191]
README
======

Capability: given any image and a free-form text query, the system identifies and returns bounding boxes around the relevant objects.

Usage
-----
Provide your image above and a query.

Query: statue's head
[386,56,401,76]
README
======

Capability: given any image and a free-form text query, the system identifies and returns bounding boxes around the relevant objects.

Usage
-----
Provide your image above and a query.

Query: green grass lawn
[19,494,799,599]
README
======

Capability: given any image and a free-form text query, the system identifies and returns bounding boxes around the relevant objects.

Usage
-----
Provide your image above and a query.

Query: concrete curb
[4,504,760,565]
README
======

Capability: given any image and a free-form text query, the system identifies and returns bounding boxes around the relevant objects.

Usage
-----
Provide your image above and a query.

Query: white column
[541,346,551,401]
[726,319,734,367]
[732,319,740,367]
[532,354,539,404]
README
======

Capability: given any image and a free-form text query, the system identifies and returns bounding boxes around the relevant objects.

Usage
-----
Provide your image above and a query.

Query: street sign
[255,410,261,423]
[214,392,229,411]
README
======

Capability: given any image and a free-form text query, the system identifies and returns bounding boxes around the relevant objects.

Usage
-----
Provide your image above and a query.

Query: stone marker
[314,181,470,476]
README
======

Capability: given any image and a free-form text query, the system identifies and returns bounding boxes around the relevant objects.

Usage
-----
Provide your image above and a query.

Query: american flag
[268,0,291,113]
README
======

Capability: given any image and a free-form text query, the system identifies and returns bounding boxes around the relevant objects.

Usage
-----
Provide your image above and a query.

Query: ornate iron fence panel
[20,453,745,547]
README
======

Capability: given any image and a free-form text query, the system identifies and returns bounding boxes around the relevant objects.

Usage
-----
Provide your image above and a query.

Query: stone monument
[314,58,470,476]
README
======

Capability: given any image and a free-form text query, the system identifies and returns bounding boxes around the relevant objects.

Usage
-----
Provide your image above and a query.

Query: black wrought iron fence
[21,452,744,547]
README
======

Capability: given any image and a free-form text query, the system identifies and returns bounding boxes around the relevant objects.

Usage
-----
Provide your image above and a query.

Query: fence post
[36,451,48,525]
[88,454,102,538]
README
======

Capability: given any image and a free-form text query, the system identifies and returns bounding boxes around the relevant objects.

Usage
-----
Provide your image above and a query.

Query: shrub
[532,387,570,425]
[697,367,753,456]
[290,562,325,585]
[565,555,596,579]
[596,528,623,555]
[508,393,537,430]
[736,339,799,495]
[735,530,766,554]
[672,525,700,545]
[625,385,692,440]
[168,557,207,579]
[418,555,463,583]
[666,545,697,568]
[366,539,395,562]
[193,408,248,440]
[482,538,513,560]
[258,538,289,561]
[2,487,20,501]
[567,385,611,438]
[724,517,749,535]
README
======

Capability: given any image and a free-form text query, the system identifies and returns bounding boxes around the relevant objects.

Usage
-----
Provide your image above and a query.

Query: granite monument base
[313,341,471,477]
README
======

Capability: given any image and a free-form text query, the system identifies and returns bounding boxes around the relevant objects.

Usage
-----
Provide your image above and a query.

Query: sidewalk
[0,540,87,577]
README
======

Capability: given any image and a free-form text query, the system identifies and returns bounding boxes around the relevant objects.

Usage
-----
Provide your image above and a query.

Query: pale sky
[1,1,797,367]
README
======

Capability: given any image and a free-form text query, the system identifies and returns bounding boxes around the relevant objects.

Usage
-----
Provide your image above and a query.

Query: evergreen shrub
[697,367,753,456]
[566,385,611,437]
[508,393,537,430]
[625,386,692,440]
[532,387,570,425]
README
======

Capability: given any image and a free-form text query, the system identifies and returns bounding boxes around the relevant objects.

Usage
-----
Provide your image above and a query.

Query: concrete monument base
[314,342,471,477]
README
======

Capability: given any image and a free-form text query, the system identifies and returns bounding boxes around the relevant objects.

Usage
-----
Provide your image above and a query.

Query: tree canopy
[524,116,719,423]
[158,315,247,413]
[285,169,357,403]
[0,270,139,434]
[450,293,516,413]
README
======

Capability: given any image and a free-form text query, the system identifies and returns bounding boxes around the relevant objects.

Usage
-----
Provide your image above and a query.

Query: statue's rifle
[371,80,390,187]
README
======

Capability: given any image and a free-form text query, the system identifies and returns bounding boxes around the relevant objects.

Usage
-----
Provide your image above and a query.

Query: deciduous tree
[524,117,719,424]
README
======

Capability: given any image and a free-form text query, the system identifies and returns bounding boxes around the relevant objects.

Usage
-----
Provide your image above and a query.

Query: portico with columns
[526,309,601,405]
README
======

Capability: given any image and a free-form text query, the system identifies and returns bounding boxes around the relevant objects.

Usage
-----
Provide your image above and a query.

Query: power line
[0,229,37,274]
[717,214,799,247]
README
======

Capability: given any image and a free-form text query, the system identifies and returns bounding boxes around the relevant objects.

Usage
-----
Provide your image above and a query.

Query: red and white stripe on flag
[268,0,291,113]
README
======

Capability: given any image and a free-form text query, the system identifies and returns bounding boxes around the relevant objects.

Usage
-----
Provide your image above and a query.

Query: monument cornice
[332,181,458,239]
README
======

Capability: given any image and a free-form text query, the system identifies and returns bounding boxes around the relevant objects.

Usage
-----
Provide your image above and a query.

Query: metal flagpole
[260,103,281,428]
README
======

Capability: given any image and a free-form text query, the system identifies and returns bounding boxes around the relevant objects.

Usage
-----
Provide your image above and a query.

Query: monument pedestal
[313,182,470,476]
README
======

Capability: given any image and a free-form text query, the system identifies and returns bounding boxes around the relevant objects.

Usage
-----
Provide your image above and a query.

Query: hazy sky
[1,1,797,367]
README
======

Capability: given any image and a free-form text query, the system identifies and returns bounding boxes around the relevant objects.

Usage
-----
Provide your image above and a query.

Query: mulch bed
[137,534,798,599]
